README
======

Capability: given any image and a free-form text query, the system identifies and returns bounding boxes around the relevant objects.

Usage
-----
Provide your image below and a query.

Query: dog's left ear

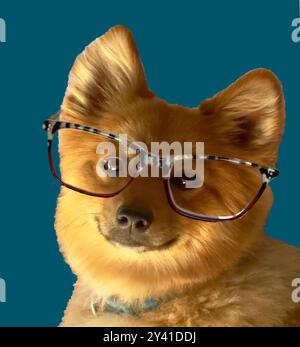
[199,69,285,162]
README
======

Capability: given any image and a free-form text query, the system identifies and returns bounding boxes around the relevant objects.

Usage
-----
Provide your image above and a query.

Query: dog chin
[107,240,150,253]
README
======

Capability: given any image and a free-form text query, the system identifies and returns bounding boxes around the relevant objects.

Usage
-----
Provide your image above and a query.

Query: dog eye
[171,174,197,190]
[102,157,123,177]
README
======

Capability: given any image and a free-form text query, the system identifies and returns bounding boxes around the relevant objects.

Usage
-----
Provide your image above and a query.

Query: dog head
[55,25,285,300]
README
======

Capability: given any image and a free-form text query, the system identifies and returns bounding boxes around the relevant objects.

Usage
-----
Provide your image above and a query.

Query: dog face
[55,25,285,300]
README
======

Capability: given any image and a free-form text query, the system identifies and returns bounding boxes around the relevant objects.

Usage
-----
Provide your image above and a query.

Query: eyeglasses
[43,112,279,222]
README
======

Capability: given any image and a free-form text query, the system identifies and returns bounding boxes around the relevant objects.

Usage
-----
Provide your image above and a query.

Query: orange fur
[54,25,300,326]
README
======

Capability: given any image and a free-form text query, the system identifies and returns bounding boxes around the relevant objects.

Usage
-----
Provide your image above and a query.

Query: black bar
[0,327,299,345]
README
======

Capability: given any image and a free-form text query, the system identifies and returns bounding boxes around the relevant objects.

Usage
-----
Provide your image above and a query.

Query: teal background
[0,0,299,326]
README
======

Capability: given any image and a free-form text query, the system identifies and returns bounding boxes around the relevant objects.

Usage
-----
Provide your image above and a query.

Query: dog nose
[116,206,153,233]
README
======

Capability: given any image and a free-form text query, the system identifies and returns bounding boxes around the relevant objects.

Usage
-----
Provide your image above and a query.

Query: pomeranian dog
[45,25,300,326]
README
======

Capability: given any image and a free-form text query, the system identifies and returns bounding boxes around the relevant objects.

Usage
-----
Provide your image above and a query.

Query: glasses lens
[169,158,263,218]
[50,128,132,195]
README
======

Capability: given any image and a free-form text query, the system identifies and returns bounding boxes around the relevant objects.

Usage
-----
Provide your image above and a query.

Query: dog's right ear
[62,25,153,120]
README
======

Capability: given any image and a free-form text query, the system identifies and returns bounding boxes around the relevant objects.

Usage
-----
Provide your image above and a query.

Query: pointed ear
[62,25,153,120]
[199,69,285,162]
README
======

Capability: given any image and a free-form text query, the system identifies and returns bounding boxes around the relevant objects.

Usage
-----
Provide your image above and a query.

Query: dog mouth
[102,234,177,252]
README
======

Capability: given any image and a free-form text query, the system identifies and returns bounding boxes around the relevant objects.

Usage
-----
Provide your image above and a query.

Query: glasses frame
[43,112,279,222]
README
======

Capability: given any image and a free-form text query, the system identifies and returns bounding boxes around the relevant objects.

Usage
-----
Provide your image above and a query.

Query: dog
[49,25,300,326]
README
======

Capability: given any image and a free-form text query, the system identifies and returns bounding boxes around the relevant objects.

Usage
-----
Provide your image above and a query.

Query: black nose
[116,206,153,233]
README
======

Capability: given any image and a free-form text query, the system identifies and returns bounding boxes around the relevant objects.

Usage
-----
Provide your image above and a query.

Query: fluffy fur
[55,25,300,326]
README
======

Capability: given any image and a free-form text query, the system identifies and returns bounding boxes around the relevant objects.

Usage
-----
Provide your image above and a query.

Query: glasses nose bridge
[152,155,173,171]
[134,152,173,177]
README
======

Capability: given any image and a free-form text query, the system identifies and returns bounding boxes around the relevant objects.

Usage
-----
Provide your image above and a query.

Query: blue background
[0,0,299,326]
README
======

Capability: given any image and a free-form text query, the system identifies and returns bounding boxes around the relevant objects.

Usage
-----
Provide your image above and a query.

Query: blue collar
[105,296,160,315]
[91,296,161,316]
